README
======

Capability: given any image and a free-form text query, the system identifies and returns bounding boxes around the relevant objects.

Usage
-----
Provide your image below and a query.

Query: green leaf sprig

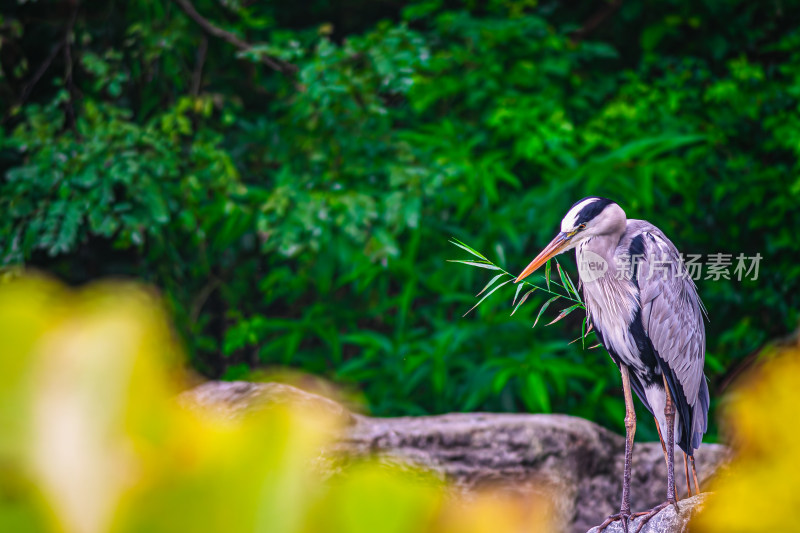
[449,238,596,348]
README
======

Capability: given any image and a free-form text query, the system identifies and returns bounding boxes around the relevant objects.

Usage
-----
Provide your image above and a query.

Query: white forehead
[560,198,598,232]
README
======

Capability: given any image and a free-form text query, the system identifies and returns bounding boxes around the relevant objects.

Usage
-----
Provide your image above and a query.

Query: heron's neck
[576,232,622,264]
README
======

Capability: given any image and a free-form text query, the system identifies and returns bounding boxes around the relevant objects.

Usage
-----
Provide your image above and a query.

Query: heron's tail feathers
[690,375,710,453]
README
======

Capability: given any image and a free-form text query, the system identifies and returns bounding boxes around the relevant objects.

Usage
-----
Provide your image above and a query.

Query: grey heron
[514,197,709,532]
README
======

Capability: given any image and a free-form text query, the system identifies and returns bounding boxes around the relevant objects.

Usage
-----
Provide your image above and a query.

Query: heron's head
[515,197,626,283]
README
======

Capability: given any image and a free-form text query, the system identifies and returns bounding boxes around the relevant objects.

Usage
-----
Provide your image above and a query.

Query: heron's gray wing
[631,225,706,406]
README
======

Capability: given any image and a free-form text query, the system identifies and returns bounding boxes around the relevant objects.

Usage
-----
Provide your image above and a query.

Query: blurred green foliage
[2,0,800,440]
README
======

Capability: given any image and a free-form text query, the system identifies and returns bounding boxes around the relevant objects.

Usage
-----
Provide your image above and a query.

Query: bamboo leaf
[548,263,569,293]
[546,303,582,326]
[581,315,588,349]
[512,282,525,306]
[545,260,551,291]
[463,279,514,317]
[533,296,559,328]
[511,288,536,316]
[449,238,489,261]
[589,343,603,349]
[566,270,581,300]
[557,261,581,300]
[447,260,500,270]
[477,273,507,297]
[556,261,567,290]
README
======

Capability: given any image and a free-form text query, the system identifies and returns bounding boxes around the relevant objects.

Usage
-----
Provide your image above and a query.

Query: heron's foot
[631,500,679,533]
[595,510,632,533]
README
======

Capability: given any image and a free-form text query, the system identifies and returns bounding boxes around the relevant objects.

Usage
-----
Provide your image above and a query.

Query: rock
[340,412,727,533]
[178,380,354,425]
[586,493,709,533]
[181,382,730,533]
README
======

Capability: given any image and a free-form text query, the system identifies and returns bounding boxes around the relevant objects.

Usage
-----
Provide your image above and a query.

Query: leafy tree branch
[170,0,295,74]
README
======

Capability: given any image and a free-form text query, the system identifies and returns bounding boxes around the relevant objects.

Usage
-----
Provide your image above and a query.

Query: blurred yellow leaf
[694,344,800,532]
[0,277,556,533]
[435,489,554,533]
[304,464,443,533]
[24,282,180,533]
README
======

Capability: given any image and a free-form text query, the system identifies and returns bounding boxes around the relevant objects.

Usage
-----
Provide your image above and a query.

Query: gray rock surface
[586,493,709,533]
[179,380,354,425]
[180,382,729,533]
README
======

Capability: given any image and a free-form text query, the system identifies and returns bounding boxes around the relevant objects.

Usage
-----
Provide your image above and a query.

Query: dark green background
[3,0,799,441]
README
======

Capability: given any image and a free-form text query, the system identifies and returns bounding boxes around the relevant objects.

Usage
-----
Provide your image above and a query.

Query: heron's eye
[578,224,586,230]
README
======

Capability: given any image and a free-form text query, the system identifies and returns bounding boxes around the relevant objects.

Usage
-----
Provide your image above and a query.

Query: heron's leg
[655,413,691,499]
[662,375,678,507]
[655,417,689,499]
[654,418,668,468]
[621,365,637,514]
[683,452,692,498]
[596,365,636,532]
[628,378,680,533]
[690,455,701,494]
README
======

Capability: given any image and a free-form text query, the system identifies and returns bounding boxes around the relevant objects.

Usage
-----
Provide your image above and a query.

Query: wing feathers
[620,221,707,406]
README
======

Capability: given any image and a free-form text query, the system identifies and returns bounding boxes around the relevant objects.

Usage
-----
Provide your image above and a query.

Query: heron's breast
[582,270,644,371]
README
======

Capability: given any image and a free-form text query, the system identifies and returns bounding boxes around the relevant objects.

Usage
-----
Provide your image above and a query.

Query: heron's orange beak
[515,232,571,283]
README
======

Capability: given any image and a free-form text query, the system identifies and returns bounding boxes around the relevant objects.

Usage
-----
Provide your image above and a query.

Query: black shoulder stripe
[629,307,658,372]
[631,304,696,454]
[629,234,645,288]
[629,234,645,257]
